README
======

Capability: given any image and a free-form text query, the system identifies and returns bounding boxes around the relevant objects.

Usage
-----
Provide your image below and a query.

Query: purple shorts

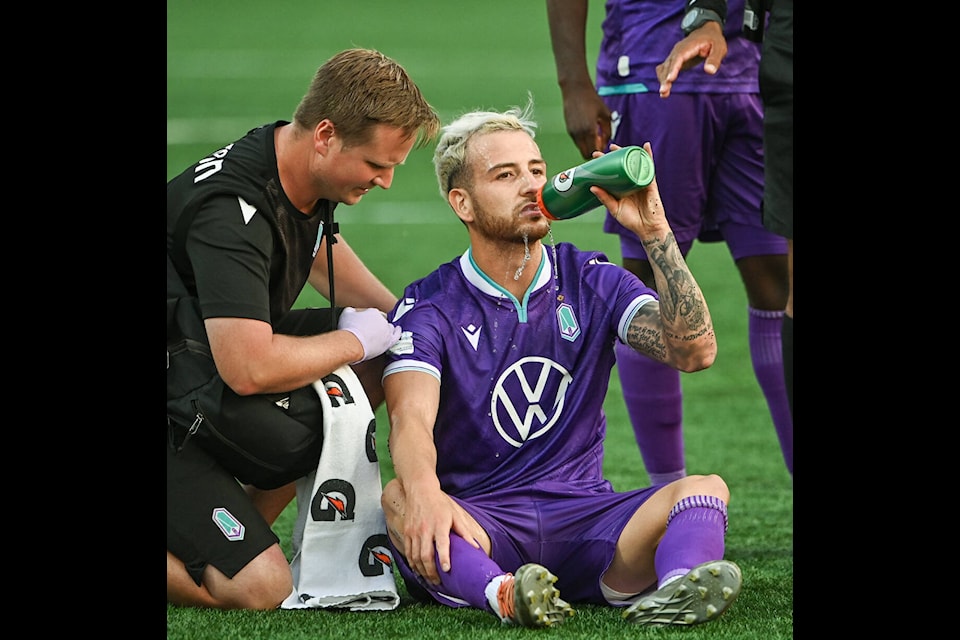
[395,480,661,605]
[601,92,786,261]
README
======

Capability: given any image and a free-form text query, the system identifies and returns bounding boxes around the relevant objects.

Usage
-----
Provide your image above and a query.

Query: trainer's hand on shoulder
[338,307,402,363]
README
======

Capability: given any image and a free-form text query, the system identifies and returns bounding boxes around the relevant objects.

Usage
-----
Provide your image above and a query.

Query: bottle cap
[621,146,656,192]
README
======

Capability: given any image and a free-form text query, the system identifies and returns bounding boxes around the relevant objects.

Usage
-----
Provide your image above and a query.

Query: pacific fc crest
[556,302,580,342]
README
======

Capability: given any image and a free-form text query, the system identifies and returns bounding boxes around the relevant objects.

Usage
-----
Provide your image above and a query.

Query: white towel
[280,365,399,611]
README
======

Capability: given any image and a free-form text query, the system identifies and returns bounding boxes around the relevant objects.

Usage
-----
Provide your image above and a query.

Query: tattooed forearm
[642,232,709,333]
[630,230,716,370]
[626,299,716,369]
[626,304,667,360]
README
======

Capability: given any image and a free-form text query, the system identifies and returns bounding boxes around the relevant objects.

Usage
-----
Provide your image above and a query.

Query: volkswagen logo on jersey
[491,356,573,447]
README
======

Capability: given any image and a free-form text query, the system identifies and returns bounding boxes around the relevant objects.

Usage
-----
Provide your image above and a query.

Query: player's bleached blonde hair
[293,48,440,149]
[433,96,538,199]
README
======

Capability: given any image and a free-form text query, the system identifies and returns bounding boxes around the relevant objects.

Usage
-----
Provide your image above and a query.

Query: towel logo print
[311,478,356,521]
[365,418,378,462]
[321,372,356,407]
[359,533,393,577]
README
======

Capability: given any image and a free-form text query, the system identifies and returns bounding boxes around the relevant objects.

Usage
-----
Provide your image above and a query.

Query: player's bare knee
[381,478,406,544]
[235,577,292,610]
[684,473,729,502]
[217,545,292,610]
[381,478,404,513]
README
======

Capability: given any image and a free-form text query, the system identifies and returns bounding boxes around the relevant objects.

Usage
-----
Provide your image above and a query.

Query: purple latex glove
[337,307,402,363]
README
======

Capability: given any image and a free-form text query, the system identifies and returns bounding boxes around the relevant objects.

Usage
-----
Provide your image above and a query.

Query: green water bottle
[536,145,655,221]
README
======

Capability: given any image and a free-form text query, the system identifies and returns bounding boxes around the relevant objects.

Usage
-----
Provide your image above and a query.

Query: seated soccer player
[379,101,742,628]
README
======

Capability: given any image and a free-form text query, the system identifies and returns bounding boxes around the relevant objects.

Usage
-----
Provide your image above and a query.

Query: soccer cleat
[622,559,742,626]
[497,563,575,628]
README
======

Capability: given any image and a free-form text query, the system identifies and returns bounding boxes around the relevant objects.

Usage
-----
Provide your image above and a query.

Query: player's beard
[473,201,550,246]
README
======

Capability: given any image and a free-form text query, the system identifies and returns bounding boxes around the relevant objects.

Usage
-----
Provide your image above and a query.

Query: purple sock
[397,534,504,610]
[615,341,685,483]
[748,307,793,475]
[782,314,793,421]
[654,495,728,587]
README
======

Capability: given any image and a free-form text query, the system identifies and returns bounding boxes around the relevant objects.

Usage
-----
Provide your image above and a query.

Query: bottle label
[537,146,655,221]
[552,168,577,193]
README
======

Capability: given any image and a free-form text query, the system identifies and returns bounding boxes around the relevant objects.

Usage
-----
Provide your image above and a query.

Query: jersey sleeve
[187,194,276,323]
[580,252,658,345]
[383,282,445,382]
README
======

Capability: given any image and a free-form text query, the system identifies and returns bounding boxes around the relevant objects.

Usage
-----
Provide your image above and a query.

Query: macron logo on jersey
[238,196,257,224]
[460,324,482,351]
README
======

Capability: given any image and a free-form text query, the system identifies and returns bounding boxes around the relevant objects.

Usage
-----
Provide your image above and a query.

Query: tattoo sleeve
[625,231,713,365]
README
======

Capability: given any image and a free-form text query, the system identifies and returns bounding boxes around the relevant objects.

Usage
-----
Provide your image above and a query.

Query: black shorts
[759,0,793,239]
[167,437,279,585]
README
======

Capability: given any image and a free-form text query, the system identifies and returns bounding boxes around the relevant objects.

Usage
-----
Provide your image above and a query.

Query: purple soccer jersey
[595,0,759,96]
[590,1,785,258]
[384,243,656,499]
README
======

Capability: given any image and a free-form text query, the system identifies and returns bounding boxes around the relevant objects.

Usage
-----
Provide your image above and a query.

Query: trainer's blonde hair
[293,48,440,149]
[433,97,538,199]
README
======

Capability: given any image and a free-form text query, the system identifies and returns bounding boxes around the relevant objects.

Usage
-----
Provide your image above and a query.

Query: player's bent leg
[605,474,730,595]
[382,483,573,626]
[617,475,738,625]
